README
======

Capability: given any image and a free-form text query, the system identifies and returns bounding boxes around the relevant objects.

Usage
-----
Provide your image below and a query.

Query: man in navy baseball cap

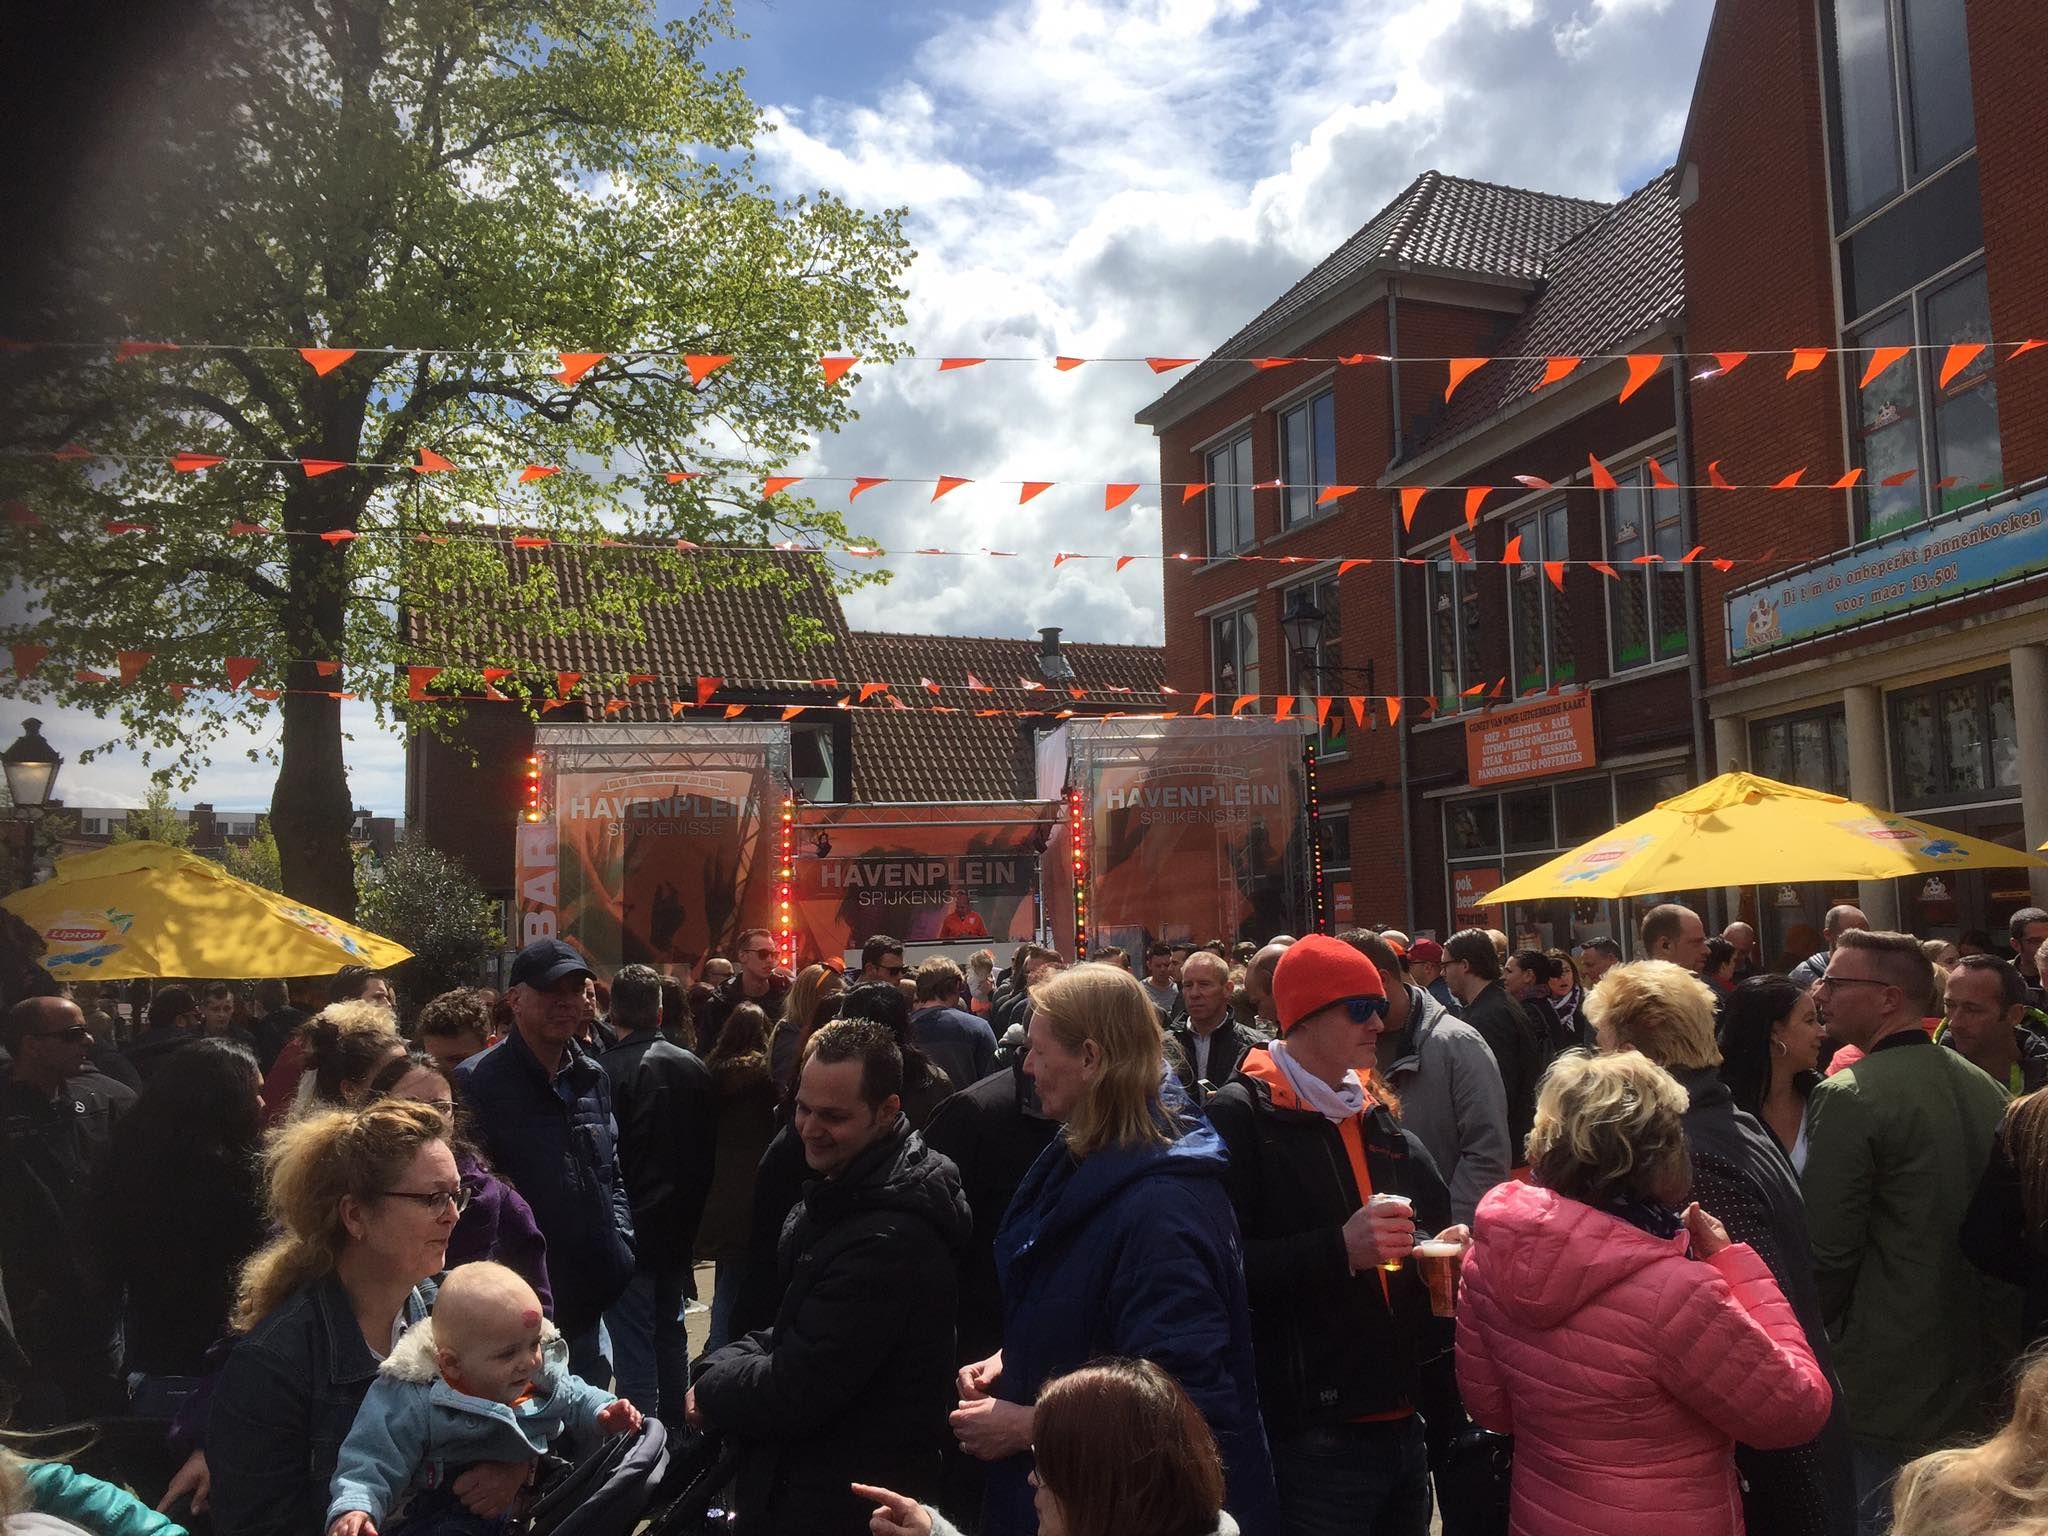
[508,936,595,991]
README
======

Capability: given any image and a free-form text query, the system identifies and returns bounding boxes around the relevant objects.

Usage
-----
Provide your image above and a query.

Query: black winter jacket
[1458,981,1547,1163]
[694,1120,971,1536]
[603,1031,718,1277]
[1166,1017,1262,1101]
[1206,1049,1452,1437]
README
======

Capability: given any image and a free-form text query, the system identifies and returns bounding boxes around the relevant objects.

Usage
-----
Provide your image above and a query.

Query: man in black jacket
[1167,950,1260,1102]
[1206,937,1456,1536]
[601,963,715,1428]
[691,1019,970,1536]
[697,927,792,1057]
[1442,928,1546,1170]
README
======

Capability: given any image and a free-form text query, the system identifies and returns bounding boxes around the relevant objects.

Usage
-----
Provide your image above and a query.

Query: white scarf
[1267,1038,1366,1124]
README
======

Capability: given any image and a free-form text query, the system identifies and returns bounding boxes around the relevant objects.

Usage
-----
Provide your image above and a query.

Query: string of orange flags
[4,446,2006,527]
[1,642,1503,723]
[3,337,2042,405]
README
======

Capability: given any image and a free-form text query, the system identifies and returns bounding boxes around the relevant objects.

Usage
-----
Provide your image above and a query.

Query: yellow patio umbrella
[1481,771,2046,906]
[1,839,412,979]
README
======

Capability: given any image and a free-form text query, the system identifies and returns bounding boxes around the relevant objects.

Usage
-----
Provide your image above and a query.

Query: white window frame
[1211,604,1260,698]
[1602,456,1686,674]
[1278,389,1337,528]
[1506,502,1573,695]
[1283,572,1347,757]
[1205,433,1256,557]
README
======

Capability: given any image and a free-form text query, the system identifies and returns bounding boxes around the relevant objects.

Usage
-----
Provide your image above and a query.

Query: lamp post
[3,717,64,891]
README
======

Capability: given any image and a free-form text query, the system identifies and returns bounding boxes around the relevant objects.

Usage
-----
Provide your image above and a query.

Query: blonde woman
[952,964,1277,1536]
[1891,1349,2048,1534]
[769,962,846,1093]
[1456,1052,1831,1536]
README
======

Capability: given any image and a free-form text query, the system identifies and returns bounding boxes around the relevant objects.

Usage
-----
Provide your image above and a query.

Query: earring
[1770,1038,1787,1058]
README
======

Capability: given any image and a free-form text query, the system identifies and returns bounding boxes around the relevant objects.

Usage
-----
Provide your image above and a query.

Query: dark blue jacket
[206,1272,431,1536]
[986,1122,1279,1536]
[456,1028,634,1337]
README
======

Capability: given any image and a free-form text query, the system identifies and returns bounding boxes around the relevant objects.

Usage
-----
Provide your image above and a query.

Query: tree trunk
[272,687,358,919]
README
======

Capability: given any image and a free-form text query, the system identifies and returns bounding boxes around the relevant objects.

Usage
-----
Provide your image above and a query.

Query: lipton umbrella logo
[1561,835,1653,885]
[279,905,365,956]
[44,907,134,945]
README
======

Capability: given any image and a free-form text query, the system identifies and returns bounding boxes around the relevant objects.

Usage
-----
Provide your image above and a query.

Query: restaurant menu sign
[1727,487,2048,661]
[1465,694,1597,788]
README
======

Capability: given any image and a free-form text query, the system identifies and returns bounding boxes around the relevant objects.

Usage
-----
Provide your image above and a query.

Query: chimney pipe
[1039,626,1063,656]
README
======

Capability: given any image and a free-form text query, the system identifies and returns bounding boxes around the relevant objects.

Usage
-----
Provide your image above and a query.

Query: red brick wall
[413,705,538,900]
[1970,0,2048,485]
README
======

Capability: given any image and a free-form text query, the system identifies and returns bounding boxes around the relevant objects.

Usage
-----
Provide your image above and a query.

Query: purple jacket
[449,1148,553,1315]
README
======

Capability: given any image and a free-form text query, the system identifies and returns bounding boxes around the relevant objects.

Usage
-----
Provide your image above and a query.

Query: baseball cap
[509,938,595,990]
[1407,938,1444,965]
[1272,934,1387,1035]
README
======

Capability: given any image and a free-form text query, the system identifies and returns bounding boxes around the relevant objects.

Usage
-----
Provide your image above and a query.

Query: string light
[1305,741,1327,935]
[778,795,796,970]
[1067,783,1088,962]
[522,752,543,823]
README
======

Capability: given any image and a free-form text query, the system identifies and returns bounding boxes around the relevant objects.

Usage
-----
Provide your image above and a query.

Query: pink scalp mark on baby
[522,1308,541,1327]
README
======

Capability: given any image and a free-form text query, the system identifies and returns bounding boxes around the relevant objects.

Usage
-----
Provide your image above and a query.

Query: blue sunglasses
[1338,995,1389,1023]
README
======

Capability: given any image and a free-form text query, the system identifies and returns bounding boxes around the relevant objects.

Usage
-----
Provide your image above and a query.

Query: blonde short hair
[1527,1051,1690,1207]
[1030,963,1170,1159]
[1583,960,1722,1071]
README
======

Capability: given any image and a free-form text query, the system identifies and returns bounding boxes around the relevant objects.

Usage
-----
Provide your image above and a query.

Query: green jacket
[24,1462,188,1536]
[1804,1031,2021,1456]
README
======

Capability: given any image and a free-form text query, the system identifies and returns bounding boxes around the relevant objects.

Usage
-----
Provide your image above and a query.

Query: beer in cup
[1416,1237,1465,1317]
[1369,1192,1415,1272]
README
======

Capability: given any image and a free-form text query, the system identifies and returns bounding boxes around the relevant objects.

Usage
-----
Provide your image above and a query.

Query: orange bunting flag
[1514,475,1552,491]
[406,666,442,701]
[1115,555,1137,572]
[518,465,559,483]
[1647,458,1679,490]
[1231,695,1258,717]
[2013,340,2047,360]
[1587,453,1619,491]
[858,682,890,704]
[1501,533,1523,565]
[1448,533,1472,564]
[762,476,802,498]
[1385,697,1403,726]
[1491,676,1509,699]
[103,521,152,536]
[1191,693,1215,716]
[1052,552,1076,568]
[74,670,109,685]
[1859,345,1911,389]
[1105,483,1139,511]
[114,341,179,362]
[1399,486,1425,531]
[1533,356,1580,390]
[1681,545,1706,564]
[668,701,686,719]
[1619,353,1664,403]
[1145,358,1196,373]
[1337,558,1370,575]
[415,448,455,473]
[1589,561,1619,579]
[1773,469,1807,489]
[318,529,356,544]
[171,452,224,472]
[555,352,605,385]
[684,354,734,386]
[299,458,347,477]
[625,673,656,687]
[52,444,93,462]
[224,657,262,691]
[938,357,985,371]
[820,355,860,384]
[1786,347,1828,378]
[556,672,583,698]
[1054,356,1086,371]
[1831,469,1864,489]
[1712,558,1735,573]
[781,706,806,722]
[1708,460,1736,491]
[920,677,941,696]
[665,469,700,483]
[849,477,890,502]
[116,651,151,685]
[1462,680,1489,697]
[1543,560,1566,591]
[1017,482,1054,504]
[511,536,550,549]
[1317,484,1358,506]
[1463,486,1488,529]
[1445,358,1487,401]
[1274,695,1296,721]
[299,347,356,376]
[227,520,267,536]
[1251,358,1295,370]
[1180,483,1210,503]
[932,476,971,502]
[695,676,720,708]
[723,704,747,720]
[1711,352,1749,377]
[1315,696,1333,727]
[1881,468,1918,487]
[603,700,626,716]
[967,674,991,692]
[1938,343,1986,390]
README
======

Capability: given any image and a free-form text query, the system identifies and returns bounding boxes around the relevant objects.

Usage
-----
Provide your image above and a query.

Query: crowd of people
[5,900,2048,1536]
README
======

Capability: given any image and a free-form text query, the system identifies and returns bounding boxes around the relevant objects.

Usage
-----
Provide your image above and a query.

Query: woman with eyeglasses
[207,1101,529,1536]
[364,1050,552,1316]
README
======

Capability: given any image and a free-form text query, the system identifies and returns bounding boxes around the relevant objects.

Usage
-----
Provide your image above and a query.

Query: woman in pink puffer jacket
[1457,1052,1833,1536]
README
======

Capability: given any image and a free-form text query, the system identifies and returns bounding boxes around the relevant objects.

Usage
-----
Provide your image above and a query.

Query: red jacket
[1456,1180,1831,1536]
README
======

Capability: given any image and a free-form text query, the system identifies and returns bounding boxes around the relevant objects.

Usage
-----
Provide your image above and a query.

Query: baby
[326,1262,641,1536]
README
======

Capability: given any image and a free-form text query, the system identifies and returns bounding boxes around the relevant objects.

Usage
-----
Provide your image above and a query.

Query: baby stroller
[639,1429,742,1536]
[521,1419,671,1536]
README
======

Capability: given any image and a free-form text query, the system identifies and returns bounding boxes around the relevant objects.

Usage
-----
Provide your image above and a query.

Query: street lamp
[1279,590,1324,668]
[2,718,62,809]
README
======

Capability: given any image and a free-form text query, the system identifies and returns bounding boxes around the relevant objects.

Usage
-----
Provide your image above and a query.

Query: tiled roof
[1139,171,1610,427]
[1405,167,1685,459]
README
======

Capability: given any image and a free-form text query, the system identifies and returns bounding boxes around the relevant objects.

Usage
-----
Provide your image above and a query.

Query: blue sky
[2,0,1710,818]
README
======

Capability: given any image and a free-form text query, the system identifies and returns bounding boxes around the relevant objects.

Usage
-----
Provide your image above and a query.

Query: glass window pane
[1555,777,1613,843]
[1828,711,1851,795]
[1990,674,2017,789]
[1283,404,1311,525]
[1206,443,1235,554]
[1791,717,1829,790]
[1832,0,1904,219]
[1941,682,1985,794]
[1460,560,1484,699]
[1311,392,1336,498]
[1616,769,1689,821]
[1233,438,1256,548]
[1903,0,1974,175]
[1238,611,1260,697]
[1504,789,1554,852]
[1853,308,1925,539]
[1608,478,1651,670]
[1927,270,2002,515]
[1212,613,1237,692]
[1509,516,1544,694]
[1545,504,1575,684]
[1651,464,1687,658]
[1752,720,1789,783]
[1895,690,1940,801]
[1431,561,1459,709]
[1447,798,1501,857]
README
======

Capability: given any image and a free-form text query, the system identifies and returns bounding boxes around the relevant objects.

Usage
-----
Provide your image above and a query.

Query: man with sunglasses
[1207,937,1457,1536]
[1802,928,2018,1535]
[1,995,135,1421]
[698,927,791,1058]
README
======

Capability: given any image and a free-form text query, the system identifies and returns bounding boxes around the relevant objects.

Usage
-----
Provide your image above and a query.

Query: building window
[1750,707,1851,796]
[1826,0,1975,226]
[1205,435,1255,556]
[1890,668,2018,808]
[1848,265,2000,540]
[1605,458,1685,672]
[1318,811,1352,871]
[1284,574,1346,754]
[1279,390,1337,527]
[1212,606,1260,698]
[1508,503,1573,695]
[1428,555,1483,714]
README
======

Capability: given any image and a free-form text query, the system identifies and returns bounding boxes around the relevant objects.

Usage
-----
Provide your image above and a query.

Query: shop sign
[1726,486,2048,662]
[1453,866,1502,925]
[1465,693,1597,787]
[1773,885,1803,908]
[1331,881,1354,926]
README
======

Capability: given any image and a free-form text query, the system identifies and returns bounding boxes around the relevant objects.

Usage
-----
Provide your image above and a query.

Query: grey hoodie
[1379,983,1512,1224]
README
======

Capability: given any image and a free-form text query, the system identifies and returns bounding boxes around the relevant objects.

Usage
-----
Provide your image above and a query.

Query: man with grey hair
[1789,904,1869,990]
[1168,949,1260,1101]
[601,963,715,1427]
[1244,939,1294,1035]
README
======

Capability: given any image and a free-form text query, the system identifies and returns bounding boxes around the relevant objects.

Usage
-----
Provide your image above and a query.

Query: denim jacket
[326,1317,613,1526]
[207,1274,432,1536]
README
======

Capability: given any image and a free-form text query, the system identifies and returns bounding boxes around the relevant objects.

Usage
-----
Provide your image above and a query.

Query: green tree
[2,0,911,917]
[357,836,500,1005]
[219,817,283,891]
[109,785,193,848]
